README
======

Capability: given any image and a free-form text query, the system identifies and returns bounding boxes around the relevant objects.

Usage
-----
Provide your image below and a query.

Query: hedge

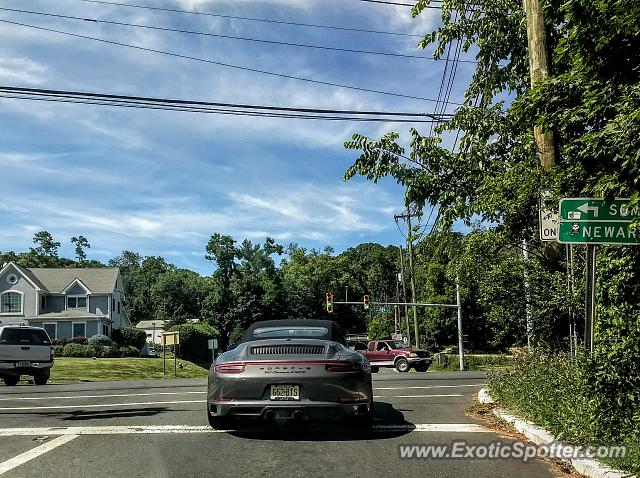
[57,344,140,358]
[113,327,147,349]
[169,323,218,364]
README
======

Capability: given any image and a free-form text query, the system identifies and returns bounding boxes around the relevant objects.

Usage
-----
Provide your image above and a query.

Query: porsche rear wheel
[207,410,232,430]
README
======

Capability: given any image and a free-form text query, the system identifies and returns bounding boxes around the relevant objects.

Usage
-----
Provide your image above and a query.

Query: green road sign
[558,221,640,245]
[560,198,640,222]
[558,197,640,245]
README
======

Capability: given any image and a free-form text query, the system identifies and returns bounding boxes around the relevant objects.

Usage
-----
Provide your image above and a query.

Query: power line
[0,19,466,105]
[0,86,452,122]
[0,7,476,63]
[353,0,443,8]
[68,0,424,37]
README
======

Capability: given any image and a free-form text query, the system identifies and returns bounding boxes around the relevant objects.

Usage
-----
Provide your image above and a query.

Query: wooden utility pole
[523,0,556,168]
[395,207,421,348]
[406,208,420,349]
[398,245,411,346]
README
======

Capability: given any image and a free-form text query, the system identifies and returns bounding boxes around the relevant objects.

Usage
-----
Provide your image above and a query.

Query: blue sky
[0,0,474,275]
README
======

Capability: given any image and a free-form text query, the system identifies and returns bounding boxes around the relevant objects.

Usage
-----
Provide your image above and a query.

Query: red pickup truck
[355,339,432,373]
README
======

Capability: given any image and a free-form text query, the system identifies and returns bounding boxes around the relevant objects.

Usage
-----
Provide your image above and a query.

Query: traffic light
[363,295,370,310]
[325,292,334,313]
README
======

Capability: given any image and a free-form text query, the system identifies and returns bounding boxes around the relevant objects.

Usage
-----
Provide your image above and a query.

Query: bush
[487,351,639,474]
[119,346,140,357]
[114,327,147,349]
[169,323,218,364]
[88,334,112,347]
[53,345,64,357]
[62,343,95,358]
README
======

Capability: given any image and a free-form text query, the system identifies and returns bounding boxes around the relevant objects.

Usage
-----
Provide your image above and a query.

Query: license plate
[270,384,299,401]
[18,361,30,367]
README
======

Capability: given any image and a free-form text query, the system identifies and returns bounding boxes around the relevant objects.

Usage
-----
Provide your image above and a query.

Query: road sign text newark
[558,198,640,245]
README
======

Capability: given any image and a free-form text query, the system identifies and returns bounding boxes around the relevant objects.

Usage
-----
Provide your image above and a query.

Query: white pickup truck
[0,326,54,386]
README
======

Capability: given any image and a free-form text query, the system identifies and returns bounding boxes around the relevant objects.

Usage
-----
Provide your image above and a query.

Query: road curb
[477,388,635,478]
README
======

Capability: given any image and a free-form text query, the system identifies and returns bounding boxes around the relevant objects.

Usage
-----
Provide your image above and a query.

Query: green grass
[429,353,515,371]
[46,357,209,383]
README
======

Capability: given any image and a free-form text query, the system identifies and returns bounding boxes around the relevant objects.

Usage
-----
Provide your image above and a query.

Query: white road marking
[375,394,464,398]
[0,400,205,411]
[0,424,489,436]
[0,393,465,411]
[375,384,483,390]
[0,391,205,401]
[0,434,78,475]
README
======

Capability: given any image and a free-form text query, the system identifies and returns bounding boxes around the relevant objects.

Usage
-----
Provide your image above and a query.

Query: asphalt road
[0,369,557,478]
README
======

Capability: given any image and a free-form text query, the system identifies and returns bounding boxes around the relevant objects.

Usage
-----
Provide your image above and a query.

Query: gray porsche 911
[206,319,373,429]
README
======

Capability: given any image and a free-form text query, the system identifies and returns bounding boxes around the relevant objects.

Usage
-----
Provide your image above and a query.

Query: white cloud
[0,54,47,85]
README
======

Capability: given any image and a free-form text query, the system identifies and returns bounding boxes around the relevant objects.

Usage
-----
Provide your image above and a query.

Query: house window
[68,296,87,309]
[40,295,46,311]
[0,291,22,314]
[112,298,116,310]
[72,322,86,338]
[117,301,121,314]
[43,323,57,339]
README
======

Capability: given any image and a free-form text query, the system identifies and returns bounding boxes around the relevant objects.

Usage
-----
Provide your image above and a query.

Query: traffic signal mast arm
[330,300,458,308]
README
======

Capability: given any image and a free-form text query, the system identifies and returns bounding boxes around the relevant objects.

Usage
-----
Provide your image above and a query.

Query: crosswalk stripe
[0,435,78,475]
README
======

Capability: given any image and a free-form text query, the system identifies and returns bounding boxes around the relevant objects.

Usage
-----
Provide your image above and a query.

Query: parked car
[207,319,373,429]
[0,326,54,386]
[356,339,432,373]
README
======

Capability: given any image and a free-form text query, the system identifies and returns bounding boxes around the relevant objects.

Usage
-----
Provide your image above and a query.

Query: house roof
[24,267,120,294]
[29,310,112,322]
[135,320,166,330]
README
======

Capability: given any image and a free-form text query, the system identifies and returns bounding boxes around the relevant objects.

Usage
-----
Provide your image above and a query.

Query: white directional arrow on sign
[577,203,599,217]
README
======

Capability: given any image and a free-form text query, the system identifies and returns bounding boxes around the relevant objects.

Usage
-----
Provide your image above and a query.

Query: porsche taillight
[214,363,246,374]
[325,361,361,373]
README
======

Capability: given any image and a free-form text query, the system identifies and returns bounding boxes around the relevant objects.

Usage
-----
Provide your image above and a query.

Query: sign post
[161,332,180,377]
[558,198,639,354]
[208,338,218,363]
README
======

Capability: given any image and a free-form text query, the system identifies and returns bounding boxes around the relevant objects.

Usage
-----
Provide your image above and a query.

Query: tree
[31,231,61,258]
[71,235,90,263]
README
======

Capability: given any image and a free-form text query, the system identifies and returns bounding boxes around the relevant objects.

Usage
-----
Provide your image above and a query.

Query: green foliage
[87,334,112,347]
[118,346,142,357]
[32,231,61,258]
[430,353,513,371]
[170,323,219,364]
[488,351,639,474]
[71,235,90,263]
[366,315,395,339]
[62,343,95,358]
[113,327,147,349]
[56,344,140,358]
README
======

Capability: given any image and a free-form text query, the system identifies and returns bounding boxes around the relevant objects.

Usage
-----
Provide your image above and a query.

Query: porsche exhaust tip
[264,409,276,420]
[292,409,305,420]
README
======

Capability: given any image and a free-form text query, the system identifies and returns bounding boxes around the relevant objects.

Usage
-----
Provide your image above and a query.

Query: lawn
[46,357,209,383]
